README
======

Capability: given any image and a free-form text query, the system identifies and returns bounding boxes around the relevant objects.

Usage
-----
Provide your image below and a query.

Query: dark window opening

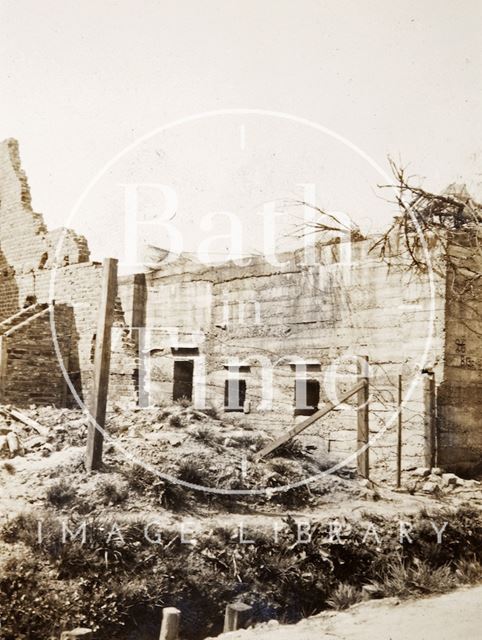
[173,360,194,402]
[224,379,247,412]
[294,378,320,416]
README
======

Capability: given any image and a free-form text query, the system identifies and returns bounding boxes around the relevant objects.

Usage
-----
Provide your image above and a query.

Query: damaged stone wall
[140,237,449,480]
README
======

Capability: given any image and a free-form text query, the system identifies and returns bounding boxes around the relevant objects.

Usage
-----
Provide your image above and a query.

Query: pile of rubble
[407,466,480,495]
[0,405,86,458]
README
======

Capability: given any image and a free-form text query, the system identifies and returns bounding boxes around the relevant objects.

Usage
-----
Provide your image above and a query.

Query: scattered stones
[412,467,431,477]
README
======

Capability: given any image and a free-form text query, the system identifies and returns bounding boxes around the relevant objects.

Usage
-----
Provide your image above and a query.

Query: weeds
[98,479,128,505]
[326,583,362,610]
[46,479,76,507]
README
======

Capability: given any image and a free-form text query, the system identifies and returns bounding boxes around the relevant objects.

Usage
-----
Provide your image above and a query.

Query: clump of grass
[192,426,213,443]
[369,558,454,598]
[177,460,207,486]
[175,397,192,408]
[168,414,184,428]
[270,439,305,459]
[231,433,265,450]
[3,461,15,475]
[46,480,76,507]
[326,583,362,610]
[98,479,128,505]
[200,404,219,419]
[454,557,482,584]
[122,463,156,492]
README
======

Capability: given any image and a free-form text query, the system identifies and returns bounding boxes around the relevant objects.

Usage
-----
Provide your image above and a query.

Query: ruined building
[0,139,480,479]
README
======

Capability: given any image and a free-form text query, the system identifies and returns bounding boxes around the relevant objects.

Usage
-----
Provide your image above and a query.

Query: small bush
[46,480,76,507]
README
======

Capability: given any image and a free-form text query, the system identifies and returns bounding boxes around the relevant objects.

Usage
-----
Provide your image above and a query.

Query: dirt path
[210,584,482,639]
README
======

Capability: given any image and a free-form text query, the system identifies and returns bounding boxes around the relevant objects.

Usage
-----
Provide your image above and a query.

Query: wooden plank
[357,355,370,478]
[86,258,118,471]
[254,380,366,461]
[396,374,402,488]
[0,406,49,438]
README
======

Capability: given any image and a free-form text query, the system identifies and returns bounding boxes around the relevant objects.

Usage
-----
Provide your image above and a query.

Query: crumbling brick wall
[0,304,73,407]
[0,139,138,409]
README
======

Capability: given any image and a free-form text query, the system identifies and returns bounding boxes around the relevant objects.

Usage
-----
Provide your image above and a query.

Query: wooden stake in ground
[357,355,369,479]
[85,258,118,471]
[159,607,180,640]
[223,602,253,632]
[396,374,403,488]
[423,371,436,468]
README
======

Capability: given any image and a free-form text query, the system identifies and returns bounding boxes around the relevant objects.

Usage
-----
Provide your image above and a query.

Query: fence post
[223,602,253,632]
[85,258,118,471]
[423,372,436,468]
[159,607,180,640]
[357,355,369,478]
[396,374,402,488]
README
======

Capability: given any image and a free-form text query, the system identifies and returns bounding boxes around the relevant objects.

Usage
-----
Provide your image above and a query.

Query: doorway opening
[173,360,194,402]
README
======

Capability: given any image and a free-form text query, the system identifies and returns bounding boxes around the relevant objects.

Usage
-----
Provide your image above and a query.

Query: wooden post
[159,607,180,640]
[423,372,436,468]
[396,374,402,488]
[85,258,118,471]
[223,602,253,632]
[357,355,369,479]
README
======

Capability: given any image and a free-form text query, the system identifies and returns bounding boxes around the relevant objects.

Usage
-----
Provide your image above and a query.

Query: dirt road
[212,584,482,640]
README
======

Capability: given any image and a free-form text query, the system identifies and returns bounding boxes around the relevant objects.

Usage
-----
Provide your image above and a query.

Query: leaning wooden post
[396,374,402,488]
[357,355,369,479]
[159,607,180,640]
[423,372,436,468]
[223,602,253,632]
[85,258,118,471]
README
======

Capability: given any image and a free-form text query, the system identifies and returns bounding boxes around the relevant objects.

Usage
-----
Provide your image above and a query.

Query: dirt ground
[210,583,482,640]
[1,402,482,529]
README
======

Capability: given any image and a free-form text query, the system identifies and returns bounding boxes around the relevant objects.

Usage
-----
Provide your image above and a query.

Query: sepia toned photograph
[0,2,481,639]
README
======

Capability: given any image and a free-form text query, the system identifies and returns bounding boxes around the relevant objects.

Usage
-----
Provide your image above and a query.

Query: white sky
[1,0,481,264]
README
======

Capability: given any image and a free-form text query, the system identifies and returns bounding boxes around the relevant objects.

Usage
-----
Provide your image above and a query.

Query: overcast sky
[1,0,481,263]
